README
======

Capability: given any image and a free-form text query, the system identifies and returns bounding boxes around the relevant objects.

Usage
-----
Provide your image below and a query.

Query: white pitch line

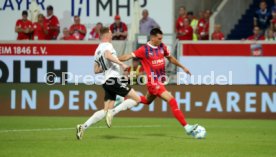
[0,125,164,133]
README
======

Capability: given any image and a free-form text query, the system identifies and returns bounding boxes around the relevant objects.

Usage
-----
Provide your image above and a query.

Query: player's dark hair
[22,10,28,16]
[47,5,54,11]
[100,27,110,36]
[150,28,163,36]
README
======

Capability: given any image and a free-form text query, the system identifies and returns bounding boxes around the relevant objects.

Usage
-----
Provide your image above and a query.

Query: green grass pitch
[0,116,275,157]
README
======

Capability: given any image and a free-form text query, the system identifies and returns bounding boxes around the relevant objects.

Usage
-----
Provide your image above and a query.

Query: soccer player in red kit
[112,28,199,135]
[15,10,33,40]
[45,5,60,40]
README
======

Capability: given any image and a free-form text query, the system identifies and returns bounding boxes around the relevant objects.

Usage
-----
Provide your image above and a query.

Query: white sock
[83,109,106,130]
[110,99,137,116]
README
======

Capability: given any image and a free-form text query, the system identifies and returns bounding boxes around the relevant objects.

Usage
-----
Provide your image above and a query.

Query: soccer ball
[193,125,207,139]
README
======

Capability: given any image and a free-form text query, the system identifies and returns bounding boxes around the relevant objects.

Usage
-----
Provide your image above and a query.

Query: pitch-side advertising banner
[179,42,276,85]
[0,84,275,119]
[1,42,276,85]
[0,0,174,40]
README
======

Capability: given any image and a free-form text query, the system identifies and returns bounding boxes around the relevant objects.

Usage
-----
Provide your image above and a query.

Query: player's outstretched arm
[118,53,133,62]
[166,55,192,75]
[104,50,128,70]
[94,61,103,74]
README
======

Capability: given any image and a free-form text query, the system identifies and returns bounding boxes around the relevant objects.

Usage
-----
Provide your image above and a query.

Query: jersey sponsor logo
[152,59,164,65]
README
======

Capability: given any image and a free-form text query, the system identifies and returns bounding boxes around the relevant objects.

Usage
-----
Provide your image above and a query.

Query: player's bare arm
[118,53,134,62]
[166,55,191,75]
[104,50,128,70]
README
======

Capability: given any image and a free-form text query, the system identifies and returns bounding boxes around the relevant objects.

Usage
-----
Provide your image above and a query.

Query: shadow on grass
[100,135,139,140]
[144,133,192,140]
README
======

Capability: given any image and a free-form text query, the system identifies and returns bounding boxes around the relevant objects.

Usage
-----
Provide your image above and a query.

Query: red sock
[168,98,187,126]
[140,96,150,105]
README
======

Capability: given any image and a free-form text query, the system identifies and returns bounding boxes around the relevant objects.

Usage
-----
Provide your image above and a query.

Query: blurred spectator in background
[89,22,102,40]
[176,6,187,39]
[69,16,87,40]
[247,26,265,40]
[265,29,276,41]
[212,24,225,40]
[32,14,48,40]
[60,27,77,40]
[110,15,128,40]
[139,9,160,35]
[198,11,204,20]
[177,18,193,40]
[45,5,60,40]
[187,11,198,41]
[127,58,144,85]
[271,9,276,29]
[15,10,33,40]
[254,1,271,33]
[197,9,211,40]
[272,0,276,13]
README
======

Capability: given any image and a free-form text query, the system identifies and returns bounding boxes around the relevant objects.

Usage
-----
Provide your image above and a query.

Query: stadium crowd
[15,0,276,41]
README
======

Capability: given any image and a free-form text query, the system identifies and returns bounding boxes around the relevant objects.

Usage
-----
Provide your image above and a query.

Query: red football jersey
[197,18,209,40]
[45,15,60,40]
[32,22,49,40]
[132,43,170,84]
[176,16,186,33]
[89,27,100,40]
[110,22,128,40]
[61,35,77,40]
[247,35,265,41]
[272,18,276,25]
[178,26,193,40]
[212,32,225,40]
[69,24,87,40]
[15,19,33,40]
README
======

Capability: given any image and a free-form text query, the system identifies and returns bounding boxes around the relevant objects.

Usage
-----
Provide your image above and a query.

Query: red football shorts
[146,82,167,96]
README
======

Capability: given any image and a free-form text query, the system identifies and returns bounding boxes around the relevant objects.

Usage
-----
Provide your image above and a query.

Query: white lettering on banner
[175,92,191,112]
[7,89,276,113]
[206,92,223,112]
[161,100,167,112]
[245,92,257,112]
[226,92,241,112]
[11,90,16,109]
[49,90,64,110]
[69,91,80,110]
[0,46,48,55]
[84,91,97,110]
[21,90,36,110]
[0,46,12,54]
[261,93,276,113]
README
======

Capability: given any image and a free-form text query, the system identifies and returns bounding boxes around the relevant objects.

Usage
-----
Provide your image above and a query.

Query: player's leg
[141,92,156,105]
[76,88,116,140]
[106,88,140,127]
[159,90,198,135]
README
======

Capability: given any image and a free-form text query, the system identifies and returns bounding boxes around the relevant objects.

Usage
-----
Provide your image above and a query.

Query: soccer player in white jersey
[76,27,199,140]
[76,27,142,140]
